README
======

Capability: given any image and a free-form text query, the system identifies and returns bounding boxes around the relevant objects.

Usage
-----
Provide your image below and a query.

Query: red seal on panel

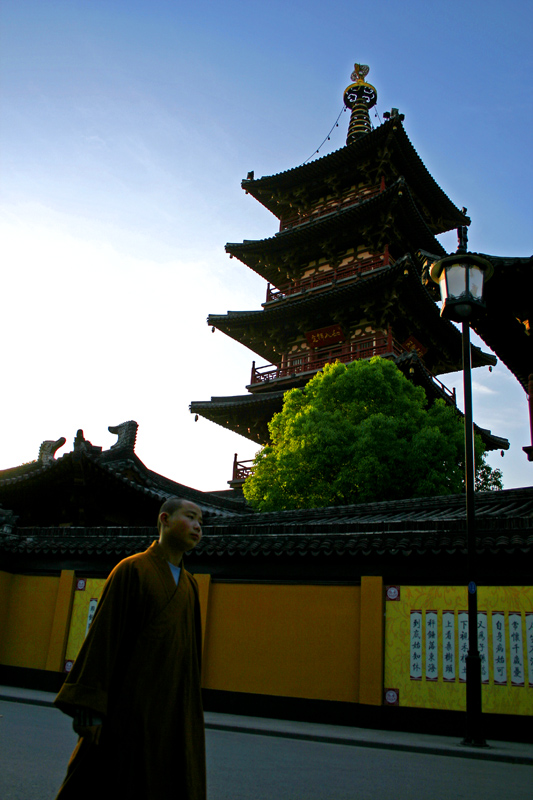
[76,578,87,591]
[386,585,400,601]
[384,689,399,705]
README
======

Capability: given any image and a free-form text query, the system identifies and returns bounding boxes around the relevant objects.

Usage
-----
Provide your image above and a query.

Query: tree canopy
[243,358,503,511]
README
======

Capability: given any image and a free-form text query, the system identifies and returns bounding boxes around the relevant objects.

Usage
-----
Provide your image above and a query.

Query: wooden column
[358,575,384,705]
[45,570,76,672]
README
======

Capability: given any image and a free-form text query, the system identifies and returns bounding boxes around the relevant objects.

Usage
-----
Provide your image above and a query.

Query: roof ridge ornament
[73,429,102,460]
[38,437,66,465]
[344,63,377,144]
[108,420,139,453]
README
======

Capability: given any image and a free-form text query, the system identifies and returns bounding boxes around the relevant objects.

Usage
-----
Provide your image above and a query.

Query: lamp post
[430,222,493,746]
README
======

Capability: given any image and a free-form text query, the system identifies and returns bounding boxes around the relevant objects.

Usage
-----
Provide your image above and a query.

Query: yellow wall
[0,571,14,646]
[202,582,361,702]
[61,577,362,703]
[384,586,533,716]
[2,565,531,721]
[0,572,60,669]
[63,576,211,665]
[64,578,106,665]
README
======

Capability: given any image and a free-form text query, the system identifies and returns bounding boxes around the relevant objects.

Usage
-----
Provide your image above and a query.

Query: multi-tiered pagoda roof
[191,66,517,458]
[238,117,468,236]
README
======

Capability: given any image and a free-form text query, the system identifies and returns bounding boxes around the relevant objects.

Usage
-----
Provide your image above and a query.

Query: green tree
[243,358,503,511]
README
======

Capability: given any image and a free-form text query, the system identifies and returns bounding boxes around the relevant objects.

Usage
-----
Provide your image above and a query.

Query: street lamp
[430,255,493,323]
[430,221,493,747]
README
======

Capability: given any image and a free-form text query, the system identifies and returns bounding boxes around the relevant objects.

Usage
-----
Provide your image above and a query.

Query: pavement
[1,685,532,766]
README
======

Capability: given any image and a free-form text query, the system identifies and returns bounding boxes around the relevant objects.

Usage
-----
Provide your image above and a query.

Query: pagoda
[191,65,515,470]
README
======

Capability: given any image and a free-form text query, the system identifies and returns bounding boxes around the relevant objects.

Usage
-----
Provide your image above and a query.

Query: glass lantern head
[429,253,494,321]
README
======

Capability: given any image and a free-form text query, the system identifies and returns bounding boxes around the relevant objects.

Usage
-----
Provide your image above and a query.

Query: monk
[54,497,206,799]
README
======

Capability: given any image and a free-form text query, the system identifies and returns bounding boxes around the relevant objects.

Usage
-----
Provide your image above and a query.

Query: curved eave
[190,392,285,413]
[226,180,446,284]
[472,254,533,392]
[192,354,507,452]
[190,392,285,444]
[208,256,496,373]
[0,451,242,519]
[242,119,468,233]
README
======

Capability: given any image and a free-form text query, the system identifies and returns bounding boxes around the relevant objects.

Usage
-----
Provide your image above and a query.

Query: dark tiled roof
[190,487,533,559]
[208,255,496,375]
[0,451,243,517]
[190,391,285,444]
[226,180,446,283]
[2,488,531,559]
[199,487,533,528]
[242,119,468,234]
[472,254,533,392]
[0,424,247,522]
[191,392,286,411]
[193,527,533,560]
[0,527,157,557]
[189,360,508,451]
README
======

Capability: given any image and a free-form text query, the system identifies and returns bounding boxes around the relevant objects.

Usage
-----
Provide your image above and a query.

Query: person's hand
[74,721,103,744]
[72,709,103,744]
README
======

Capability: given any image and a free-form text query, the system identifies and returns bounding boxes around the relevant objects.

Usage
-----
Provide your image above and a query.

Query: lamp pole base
[463,651,488,747]
[460,738,490,748]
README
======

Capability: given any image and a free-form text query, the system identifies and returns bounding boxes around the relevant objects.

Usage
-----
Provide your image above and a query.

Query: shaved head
[157,497,187,532]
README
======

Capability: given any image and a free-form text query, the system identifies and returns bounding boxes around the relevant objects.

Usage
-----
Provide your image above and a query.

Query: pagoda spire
[343,63,377,144]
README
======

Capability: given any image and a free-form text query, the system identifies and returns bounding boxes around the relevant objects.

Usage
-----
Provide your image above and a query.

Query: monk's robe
[54,541,206,800]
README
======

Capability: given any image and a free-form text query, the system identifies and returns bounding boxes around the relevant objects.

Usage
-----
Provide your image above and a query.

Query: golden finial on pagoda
[344,63,377,144]
[351,64,370,82]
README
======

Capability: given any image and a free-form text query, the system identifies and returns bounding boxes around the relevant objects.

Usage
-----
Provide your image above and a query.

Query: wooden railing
[250,333,404,385]
[420,366,457,404]
[265,252,391,304]
[251,342,457,406]
[231,454,254,482]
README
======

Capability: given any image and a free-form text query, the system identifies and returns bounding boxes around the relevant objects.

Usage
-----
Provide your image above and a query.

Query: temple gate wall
[1,568,531,720]
[200,582,361,703]
[0,571,61,670]
[384,585,533,717]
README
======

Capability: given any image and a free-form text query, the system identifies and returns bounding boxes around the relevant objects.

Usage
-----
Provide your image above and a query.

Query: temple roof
[473,254,533,392]
[423,252,532,393]
[242,119,469,235]
[2,488,530,581]
[192,485,533,550]
[209,255,497,376]
[190,391,285,444]
[227,180,446,285]
[190,353,508,452]
[0,422,246,526]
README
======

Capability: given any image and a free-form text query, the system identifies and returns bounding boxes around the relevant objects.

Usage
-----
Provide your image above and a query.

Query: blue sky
[1,0,531,491]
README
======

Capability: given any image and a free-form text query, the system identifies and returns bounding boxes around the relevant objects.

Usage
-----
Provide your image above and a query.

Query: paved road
[207,728,532,800]
[1,700,532,799]
[0,700,73,800]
